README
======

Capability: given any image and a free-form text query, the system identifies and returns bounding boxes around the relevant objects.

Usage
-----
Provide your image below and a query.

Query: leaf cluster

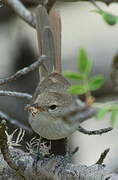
[64,49,118,125]
[63,48,104,95]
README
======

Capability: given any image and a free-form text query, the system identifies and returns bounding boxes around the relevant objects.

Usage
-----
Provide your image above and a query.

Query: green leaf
[89,75,104,91]
[78,48,93,76]
[93,9,117,25]
[85,60,93,76]
[63,71,83,80]
[102,12,117,25]
[96,108,108,120]
[68,85,88,95]
[110,109,117,127]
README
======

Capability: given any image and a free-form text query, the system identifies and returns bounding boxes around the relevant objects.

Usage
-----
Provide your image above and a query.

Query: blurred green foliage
[93,9,118,25]
[64,48,104,95]
[63,48,118,126]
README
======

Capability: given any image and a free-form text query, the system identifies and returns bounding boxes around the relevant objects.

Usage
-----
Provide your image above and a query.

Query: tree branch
[90,0,103,11]
[0,111,31,132]
[0,120,118,180]
[0,55,46,86]
[3,0,36,27]
[96,148,110,165]
[78,126,113,135]
[0,90,32,101]
[62,102,97,124]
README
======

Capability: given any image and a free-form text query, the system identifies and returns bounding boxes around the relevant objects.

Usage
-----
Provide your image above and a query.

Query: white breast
[29,111,77,140]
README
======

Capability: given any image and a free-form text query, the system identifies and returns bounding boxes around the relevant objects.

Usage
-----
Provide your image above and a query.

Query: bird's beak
[24,103,45,116]
[25,103,38,110]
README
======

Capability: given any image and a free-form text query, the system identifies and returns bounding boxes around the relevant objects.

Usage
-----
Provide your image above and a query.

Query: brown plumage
[26,5,79,140]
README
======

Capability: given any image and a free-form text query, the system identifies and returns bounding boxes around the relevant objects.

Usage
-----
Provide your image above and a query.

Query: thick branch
[0,55,46,86]
[0,125,117,180]
[0,117,117,179]
[0,121,111,179]
[4,0,36,27]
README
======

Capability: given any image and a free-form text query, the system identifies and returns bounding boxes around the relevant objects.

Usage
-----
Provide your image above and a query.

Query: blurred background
[0,0,118,173]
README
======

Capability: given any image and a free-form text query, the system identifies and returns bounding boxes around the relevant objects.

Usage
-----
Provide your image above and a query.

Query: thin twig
[96,148,110,164]
[0,90,32,101]
[71,147,79,156]
[90,0,103,11]
[4,0,36,28]
[63,105,97,124]
[0,55,46,86]
[0,111,31,132]
[78,126,113,135]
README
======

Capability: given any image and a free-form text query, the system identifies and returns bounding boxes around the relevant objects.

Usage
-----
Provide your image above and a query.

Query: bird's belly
[29,112,77,140]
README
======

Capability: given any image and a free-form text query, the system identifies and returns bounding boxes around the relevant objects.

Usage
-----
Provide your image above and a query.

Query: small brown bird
[25,72,81,140]
[25,6,80,140]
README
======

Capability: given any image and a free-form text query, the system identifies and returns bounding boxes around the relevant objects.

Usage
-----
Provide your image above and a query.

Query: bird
[25,72,83,140]
[25,5,86,140]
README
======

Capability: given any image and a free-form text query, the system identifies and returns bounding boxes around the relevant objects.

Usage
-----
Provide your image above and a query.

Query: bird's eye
[49,105,57,110]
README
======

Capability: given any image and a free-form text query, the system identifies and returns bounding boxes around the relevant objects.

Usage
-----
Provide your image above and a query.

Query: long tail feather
[49,9,62,73]
[35,5,56,80]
